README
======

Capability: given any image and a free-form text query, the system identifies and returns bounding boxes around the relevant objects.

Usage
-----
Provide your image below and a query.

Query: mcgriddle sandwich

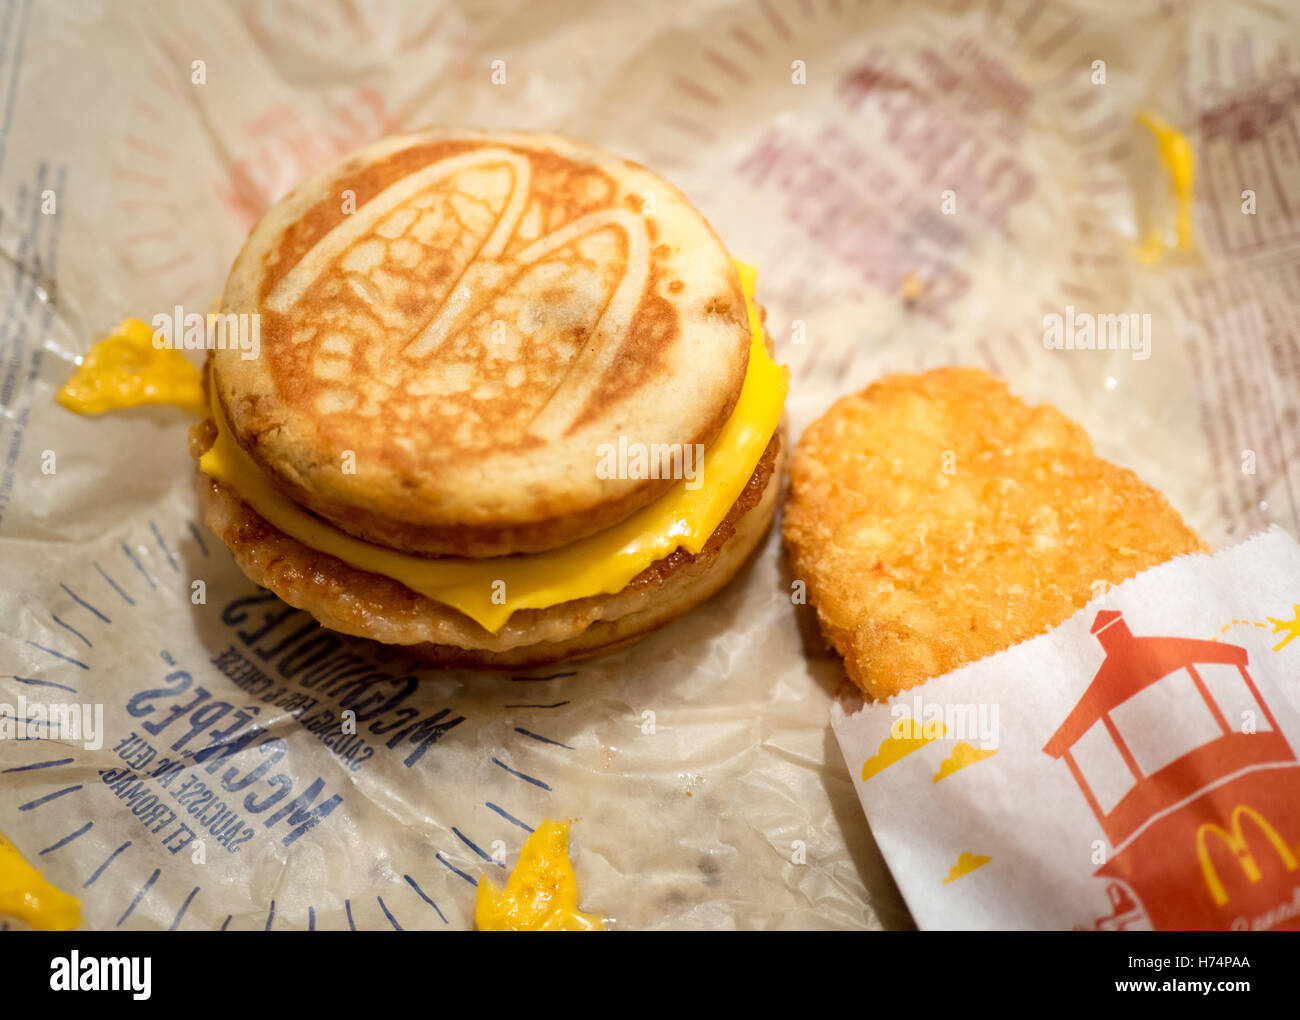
[191,127,788,667]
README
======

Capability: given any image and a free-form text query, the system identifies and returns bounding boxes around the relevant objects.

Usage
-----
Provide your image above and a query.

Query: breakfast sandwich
[191,127,788,667]
[783,367,1206,699]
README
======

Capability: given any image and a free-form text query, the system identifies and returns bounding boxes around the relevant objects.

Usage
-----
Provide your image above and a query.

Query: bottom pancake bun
[196,430,784,668]
[783,368,1207,701]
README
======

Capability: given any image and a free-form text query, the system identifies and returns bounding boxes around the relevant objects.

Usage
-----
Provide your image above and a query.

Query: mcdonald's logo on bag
[1197,805,1299,908]
[1045,611,1300,930]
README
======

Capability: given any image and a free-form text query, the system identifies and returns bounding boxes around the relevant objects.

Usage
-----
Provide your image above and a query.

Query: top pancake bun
[212,127,751,557]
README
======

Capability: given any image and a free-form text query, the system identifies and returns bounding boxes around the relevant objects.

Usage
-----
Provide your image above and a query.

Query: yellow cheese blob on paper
[57,318,205,416]
[0,829,82,931]
[1134,111,1196,264]
[475,819,605,931]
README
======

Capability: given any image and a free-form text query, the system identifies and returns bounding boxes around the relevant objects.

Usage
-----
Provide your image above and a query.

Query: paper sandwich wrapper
[1,0,1298,928]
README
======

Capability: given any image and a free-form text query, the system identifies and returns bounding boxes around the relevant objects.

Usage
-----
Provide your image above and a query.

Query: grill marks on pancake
[257,142,683,467]
[259,141,480,303]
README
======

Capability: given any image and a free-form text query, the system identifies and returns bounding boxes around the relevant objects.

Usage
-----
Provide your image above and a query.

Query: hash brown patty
[783,367,1206,699]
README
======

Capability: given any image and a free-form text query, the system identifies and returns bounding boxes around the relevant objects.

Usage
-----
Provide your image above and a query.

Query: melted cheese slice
[200,263,788,633]
[475,819,605,931]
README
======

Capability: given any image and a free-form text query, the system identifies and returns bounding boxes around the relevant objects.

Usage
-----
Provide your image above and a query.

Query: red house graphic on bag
[1043,610,1300,930]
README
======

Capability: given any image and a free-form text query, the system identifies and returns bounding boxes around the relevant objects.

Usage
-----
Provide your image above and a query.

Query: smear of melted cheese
[1134,111,1196,264]
[0,829,82,931]
[475,819,605,931]
[57,318,206,416]
[198,262,788,633]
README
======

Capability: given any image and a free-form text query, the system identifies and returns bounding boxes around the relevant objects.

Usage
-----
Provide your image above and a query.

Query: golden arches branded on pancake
[193,127,789,666]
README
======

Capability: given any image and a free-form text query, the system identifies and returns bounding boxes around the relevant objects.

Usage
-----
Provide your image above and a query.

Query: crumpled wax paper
[0,0,1296,929]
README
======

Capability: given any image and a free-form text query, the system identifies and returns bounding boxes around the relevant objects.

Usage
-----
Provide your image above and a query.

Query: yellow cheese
[199,262,788,633]
[1134,111,1196,264]
[57,318,205,416]
[475,819,605,931]
[0,829,82,931]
